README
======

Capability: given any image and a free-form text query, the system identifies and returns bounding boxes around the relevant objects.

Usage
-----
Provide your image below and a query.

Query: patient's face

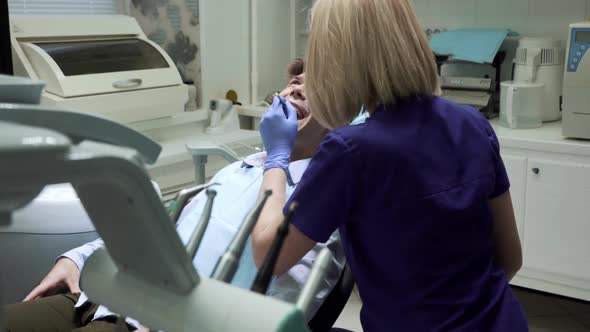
[279,73,316,132]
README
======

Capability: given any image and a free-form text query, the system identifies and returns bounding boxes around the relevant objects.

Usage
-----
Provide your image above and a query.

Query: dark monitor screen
[1,0,14,75]
[575,31,590,44]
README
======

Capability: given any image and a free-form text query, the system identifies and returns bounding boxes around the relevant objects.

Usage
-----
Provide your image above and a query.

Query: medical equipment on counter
[499,81,544,129]
[437,52,508,118]
[514,38,564,122]
[430,29,510,64]
[10,15,187,125]
[211,189,273,282]
[10,16,219,194]
[0,108,311,332]
[251,202,298,294]
[441,76,493,109]
[563,22,590,140]
[206,99,241,135]
[186,189,217,259]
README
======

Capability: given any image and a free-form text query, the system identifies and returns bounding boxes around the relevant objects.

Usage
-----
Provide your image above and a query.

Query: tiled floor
[334,286,590,331]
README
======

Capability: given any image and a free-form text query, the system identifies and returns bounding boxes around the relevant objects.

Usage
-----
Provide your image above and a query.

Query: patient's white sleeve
[59,238,105,271]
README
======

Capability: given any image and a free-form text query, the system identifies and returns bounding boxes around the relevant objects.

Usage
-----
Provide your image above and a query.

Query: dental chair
[0,101,339,331]
[0,184,98,305]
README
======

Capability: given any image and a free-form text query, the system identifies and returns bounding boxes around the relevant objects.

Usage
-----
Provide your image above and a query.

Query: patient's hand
[23,257,81,301]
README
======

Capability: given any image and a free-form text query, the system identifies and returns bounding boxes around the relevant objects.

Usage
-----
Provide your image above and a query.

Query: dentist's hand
[23,257,81,301]
[259,96,298,173]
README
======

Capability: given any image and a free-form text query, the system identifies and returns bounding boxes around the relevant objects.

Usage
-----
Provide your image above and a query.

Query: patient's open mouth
[292,103,309,120]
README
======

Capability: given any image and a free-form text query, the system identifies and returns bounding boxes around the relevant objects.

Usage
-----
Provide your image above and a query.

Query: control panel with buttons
[567,28,590,72]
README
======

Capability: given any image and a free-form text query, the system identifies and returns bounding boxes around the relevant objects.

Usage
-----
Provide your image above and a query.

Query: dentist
[252,0,527,331]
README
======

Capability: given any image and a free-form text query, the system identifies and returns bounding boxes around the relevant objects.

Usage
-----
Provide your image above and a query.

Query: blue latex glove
[259,96,298,173]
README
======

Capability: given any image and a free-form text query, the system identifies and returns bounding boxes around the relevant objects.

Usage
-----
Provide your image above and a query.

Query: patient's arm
[22,236,105,301]
[23,257,81,301]
[60,238,106,273]
[252,168,316,275]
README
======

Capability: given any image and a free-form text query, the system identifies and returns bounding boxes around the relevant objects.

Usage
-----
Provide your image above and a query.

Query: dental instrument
[251,202,298,294]
[210,189,273,283]
[274,92,290,118]
[186,189,217,260]
[168,182,220,223]
[296,248,334,320]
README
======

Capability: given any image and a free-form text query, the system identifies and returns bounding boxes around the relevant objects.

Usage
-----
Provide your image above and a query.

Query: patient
[3,59,346,331]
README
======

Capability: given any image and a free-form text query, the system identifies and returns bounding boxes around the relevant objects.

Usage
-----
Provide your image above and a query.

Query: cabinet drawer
[524,159,590,283]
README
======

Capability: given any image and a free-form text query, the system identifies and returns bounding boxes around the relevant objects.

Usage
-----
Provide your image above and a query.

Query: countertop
[489,119,590,156]
[237,105,590,156]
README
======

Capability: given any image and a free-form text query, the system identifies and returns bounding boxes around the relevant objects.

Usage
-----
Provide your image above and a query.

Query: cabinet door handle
[531,167,540,175]
[113,79,142,89]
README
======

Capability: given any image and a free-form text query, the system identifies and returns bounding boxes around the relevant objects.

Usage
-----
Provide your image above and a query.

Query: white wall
[199,0,251,105]
[412,0,590,45]
[255,0,292,102]
[196,0,590,106]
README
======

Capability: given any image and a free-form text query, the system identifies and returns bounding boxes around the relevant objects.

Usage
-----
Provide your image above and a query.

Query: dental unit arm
[0,104,310,332]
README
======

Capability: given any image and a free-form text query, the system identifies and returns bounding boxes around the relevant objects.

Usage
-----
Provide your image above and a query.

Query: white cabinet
[492,121,590,300]
[501,148,590,301]
[523,159,590,286]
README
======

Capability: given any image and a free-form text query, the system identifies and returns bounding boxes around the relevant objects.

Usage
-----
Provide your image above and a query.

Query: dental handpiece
[295,248,333,319]
[169,182,219,223]
[251,202,298,294]
[210,189,273,283]
[186,189,217,260]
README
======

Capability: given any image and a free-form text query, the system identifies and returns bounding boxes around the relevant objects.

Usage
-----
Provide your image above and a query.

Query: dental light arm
[0,104,161,164]
[0,120,71,223]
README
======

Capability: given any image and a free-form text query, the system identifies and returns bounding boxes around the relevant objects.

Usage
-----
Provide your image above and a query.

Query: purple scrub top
[286,96,527,331]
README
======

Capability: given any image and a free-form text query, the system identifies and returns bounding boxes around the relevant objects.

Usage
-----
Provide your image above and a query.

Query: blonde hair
[305,0,439,129]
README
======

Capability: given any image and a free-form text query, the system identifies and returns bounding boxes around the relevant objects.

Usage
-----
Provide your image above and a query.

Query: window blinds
[8,0,123,15]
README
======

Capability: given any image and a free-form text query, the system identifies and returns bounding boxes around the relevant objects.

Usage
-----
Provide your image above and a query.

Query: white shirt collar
[241,152,310,185]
